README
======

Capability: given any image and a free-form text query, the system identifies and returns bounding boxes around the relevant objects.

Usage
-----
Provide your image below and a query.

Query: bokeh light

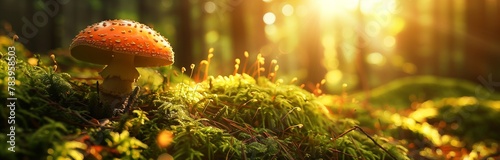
[157,130,174,148]
[282,4,294,16]
[365,21,381,37]
[205,30,219,44]
[263,12,276,25]
[325,70,343,85]
[402,62,417,74]
[383,36,396,48]
[265,24,278,41]
[366,52,385,66]
[315,0,359,16]
[204,2,217,13]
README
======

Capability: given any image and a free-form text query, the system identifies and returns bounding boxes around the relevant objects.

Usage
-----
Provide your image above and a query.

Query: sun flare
[314,0,358,16]
[314,0,396,17]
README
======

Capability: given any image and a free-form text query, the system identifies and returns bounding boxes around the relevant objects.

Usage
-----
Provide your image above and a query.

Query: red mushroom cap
[70,19,174,67]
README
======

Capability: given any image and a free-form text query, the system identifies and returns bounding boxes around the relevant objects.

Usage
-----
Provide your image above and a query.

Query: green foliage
[47,141,87,160]
[106,130,148,159]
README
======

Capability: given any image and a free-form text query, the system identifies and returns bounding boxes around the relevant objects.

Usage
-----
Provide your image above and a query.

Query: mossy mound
[137,74,409,159]
[321,80,500,159]
[351,76,500,109]
[0,48,409,159]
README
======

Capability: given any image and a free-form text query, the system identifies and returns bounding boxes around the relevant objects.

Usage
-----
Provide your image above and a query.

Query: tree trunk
[175,0,194,70]
[465,1,490,82]
[299,3,326,87]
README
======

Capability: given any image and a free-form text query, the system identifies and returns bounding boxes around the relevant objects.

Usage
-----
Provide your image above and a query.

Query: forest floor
[1,36,499,159]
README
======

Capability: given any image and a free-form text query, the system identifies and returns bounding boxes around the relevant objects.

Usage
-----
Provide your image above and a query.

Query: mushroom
[70,19,174,105]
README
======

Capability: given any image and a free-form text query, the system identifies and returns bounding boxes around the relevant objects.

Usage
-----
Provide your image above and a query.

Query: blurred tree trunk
[0,1,27,39]
[451,0,466,79]
[138,1,161,31]
[299,3,325,87]
[449,0,465,78]
[335,21,347,75]
[435,0,450,76]
[486,0,500,79]
[464,0,500,82]
[419,2,434,75]
[245,1,266,56]
[24,1,37,52]
[174,0,194,70]
[191,1,205,66]
[101,0,116,20]
[355,1,368,91]
[61,1,97,49]
[229,0,266,74]
[396,0,419,76]
[230,1,248,61]
[139,1,155,23]
[19,0,61,54]
[47,3,62,51]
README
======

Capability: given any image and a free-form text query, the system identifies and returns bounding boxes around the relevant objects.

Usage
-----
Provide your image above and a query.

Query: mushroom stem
[99,53,140,97]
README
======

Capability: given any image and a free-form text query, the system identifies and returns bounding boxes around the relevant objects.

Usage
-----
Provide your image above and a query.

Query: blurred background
[1,0,499,94]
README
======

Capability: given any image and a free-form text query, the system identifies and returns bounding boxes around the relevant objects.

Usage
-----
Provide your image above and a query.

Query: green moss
[427,97,500,147]
[130,74,409,159]
[352,76,500,108]
[0,38,408,159]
